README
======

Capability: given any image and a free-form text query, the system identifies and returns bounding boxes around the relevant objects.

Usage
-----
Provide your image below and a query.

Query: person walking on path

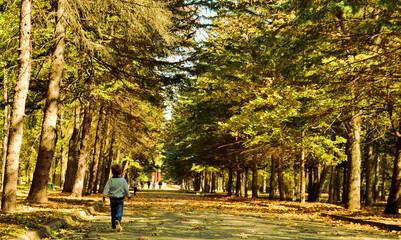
[131,178,139,195]
[103,164,131,232]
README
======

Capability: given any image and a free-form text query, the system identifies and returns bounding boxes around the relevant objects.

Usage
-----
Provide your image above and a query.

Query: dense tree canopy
[2,0,401,214]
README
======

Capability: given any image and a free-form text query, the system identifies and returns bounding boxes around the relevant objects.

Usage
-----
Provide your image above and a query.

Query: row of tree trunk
[189,145,390,207]
[61,103,119,197]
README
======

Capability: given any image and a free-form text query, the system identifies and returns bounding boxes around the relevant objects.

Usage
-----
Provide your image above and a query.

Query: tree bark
[251,159,258,198]
[227,167,233,196]
[365,132,374,206]
[59,110,67,188]
[342,161,348,203]
[276,154,285,201]
[193,172,201,191]
[115,143,121,163]
[71,103,94,197]
[93,137,105,193]
[262,174,266,194]
[384,125,401,214]
[381,154,387,201]
[92,116,108,193]
[307,166,313,202]
[204,171,210,193]
[328,166,336,203]
[314,165,330,202]
[121,160,129,179]
[98,125,111,193]
[300,146,306,204]
[211,172,216,193]
[345,110,362,210]
[334,167,341,201]
[218,176,223,192]
[1,68,10,193]
[99,131,115,193]
[235,168,241,197]
[27,0,67,203]
[373,155,380,202]
[269,154,276,200]
[244,167,249,198]
[63,105,81,192]
[1,0,32,212]
[87,105,104,195]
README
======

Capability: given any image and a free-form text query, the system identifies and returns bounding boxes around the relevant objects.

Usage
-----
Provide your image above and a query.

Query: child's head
[111,164,122,176]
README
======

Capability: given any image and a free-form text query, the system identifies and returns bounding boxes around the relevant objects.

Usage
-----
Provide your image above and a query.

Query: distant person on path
[131,178,139,195]
[159,181,162,189]
[147,181,151,189]
[103,164,131,232]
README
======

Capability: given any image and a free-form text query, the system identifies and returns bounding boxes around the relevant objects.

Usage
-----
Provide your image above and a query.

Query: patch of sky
[162,6,217,121]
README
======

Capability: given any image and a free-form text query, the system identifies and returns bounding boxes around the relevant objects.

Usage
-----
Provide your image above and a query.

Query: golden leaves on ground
[1,190,400,239]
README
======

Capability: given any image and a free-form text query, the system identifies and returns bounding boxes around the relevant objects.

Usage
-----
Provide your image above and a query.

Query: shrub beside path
[51,190,399,240]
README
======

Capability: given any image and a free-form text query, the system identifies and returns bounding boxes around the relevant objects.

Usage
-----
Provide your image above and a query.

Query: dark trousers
[110,198,124,228]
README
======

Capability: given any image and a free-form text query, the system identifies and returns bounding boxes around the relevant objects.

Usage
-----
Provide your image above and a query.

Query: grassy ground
[1,188,401,239]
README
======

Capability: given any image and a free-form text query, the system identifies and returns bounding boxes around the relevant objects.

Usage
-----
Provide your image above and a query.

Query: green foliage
[162,0,401,196]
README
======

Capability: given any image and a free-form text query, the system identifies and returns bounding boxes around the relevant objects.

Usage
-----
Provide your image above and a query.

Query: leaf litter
[1,190,401,239]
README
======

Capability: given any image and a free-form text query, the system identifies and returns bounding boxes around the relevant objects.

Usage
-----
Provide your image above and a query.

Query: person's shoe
[115,220,122,232]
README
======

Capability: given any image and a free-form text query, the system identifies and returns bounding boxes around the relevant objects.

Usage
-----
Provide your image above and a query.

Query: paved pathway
[61,191,399,240]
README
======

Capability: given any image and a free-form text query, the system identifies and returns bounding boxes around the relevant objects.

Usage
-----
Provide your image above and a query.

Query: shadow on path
[63,190,398,240]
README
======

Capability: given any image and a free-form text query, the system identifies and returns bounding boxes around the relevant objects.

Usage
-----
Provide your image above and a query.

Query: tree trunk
[381,154,387,201]
[345,110,362,210]
[235,168,241,197]
[98,125,111,193]
[276,154,285,201]
[59,110,67,188]
[63,105,81,192]
[330,165,342,203]
[93,116,108,193]
[193,172,201,191]
[293,160,298,201]
[385,125,401,214]
[115,143,121,163]
[71,103,94,197]
[121,160,129,179]
[262,175,266,194]
[300,147,306,204]
[269,154,276,200]
[211,172,216,193]
[244,167,249,198]
[1,68,10,193]
[342,161,348,203]
[93,137,105,193]
[87,105,104,195]
[218,176,223,192]
[1,0,32,212]
[252,159,258,198]
[204,171,210,193]
[227,167,233,196]
[307,166,313,202]
[373,155,380,203]
[365,133,374,206]
[99,132,115,193]
[328,166,336,203]
[314,165,330,202]
[27,0,66,203]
